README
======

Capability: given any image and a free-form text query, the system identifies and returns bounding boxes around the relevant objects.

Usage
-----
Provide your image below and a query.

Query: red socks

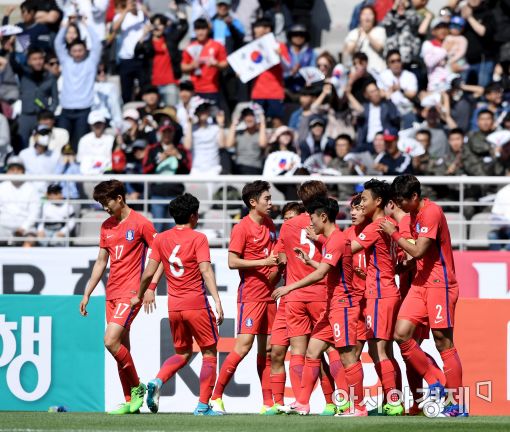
[399,339,446,386]
[327,349,348,399]
[406,363,424,404]
[297,357,321,405]
[257,354,273,407]
[270,372,286,405]
[113,345,139,389]
[320,356,335,404]
[199,356,217,404]
[344,361,364,409]
[440,347,463,403]
[390,358,402,392]
[289,354,305,400]
[375,359,397,401]
[156,353,188,383]
[212,351,242,400]
[117,364,131,402]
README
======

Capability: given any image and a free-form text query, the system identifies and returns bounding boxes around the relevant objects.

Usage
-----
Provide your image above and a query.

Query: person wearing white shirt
[489,184,510,251]
[0,157,40,246]
[176,81,196,130]
[112,0,147,102]
[77,111,114,174]
[377,49,418,128]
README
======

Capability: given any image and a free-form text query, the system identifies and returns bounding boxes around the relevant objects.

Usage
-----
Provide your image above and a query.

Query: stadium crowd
[0,0,510,247]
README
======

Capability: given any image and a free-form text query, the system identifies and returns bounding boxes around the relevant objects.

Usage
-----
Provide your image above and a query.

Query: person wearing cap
[181,18,228,105]
[55,143,81,200]
[285,24,316,94]
[421,18,452,94]
[76,110,114,175]
[298,115,335,163]
[443,16,468,74]
[470,82,510,131]
[0,156,39,247]
[212,0,244,52]
[134,12,188,106]
[225,107,267,175]
[37,183,76,247]
[28,111,70,154]
[373,128,413,175]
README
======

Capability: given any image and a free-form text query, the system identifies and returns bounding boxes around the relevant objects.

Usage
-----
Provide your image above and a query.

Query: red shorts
[312,304,360,348]
[364,296,400,340]
[169,308,218,350]
[106,298,141,330]
[271,301,289,346]
[285,301,327,338]
[398,285,458,329]
[237,301,276,335]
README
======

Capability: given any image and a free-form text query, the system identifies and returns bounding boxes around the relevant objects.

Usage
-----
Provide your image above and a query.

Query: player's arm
[293,247,320,269]
[131,258,160,313]
[79,248,109,316]
[228,251,278,269]
[199,261,224,325]
[140,262,164,313]
[351,240,364,254]
[379,219,433,259]
[269,252,286,287]
[272,262,331,300]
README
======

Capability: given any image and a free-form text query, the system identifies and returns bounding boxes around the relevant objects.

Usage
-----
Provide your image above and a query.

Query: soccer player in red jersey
[79,180,158,414]
[380,175,465,417]
[350,179,403,416]
[131,193,224,416]
[274,197,367,417]
[210,181,279,414]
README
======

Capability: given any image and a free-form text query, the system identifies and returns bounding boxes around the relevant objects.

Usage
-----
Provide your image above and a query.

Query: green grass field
[2,413,510,432]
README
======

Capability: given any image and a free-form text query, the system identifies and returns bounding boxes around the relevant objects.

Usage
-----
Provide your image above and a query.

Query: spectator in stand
[463,109,504,176]
[9,46,58,146]
[0,156,39,247]
[136,86,162,143]
[373,127,413,175]
[181,18,228,105]
[55,19,102,150]
[411,129,447,180]
[119,108,143,158]
[54,144,81,200]
[344,5,386,77]
[64,22,82,48]
[135,12,188,106]
[28,113,69,154]
[316,51,336,80]
[381,0,421,69]
[413,105,449,158]
[347,52,376,105]
[125,139,148,201]
[44,51,61,80]
[176,80,196,130]
[226,107,268,175]
[37,183,76,247]
[298,115,335,162]
[142,124,190,231]
[61,0,109,41]
[0,113,11,171]
[489,184,510,251]
[92,63,123,132]
[184,101,225,175]
[445,128,465,175]
[421,19,451,94]
[76,111,114,175]
[263,126,301,177]
[288,86,319,143]
[461,0,497,87]
[328,134,357,201]
[348,81,400,153]
[250,17,290,125]
[112,0,147,102]
[470,82,510,131]
[443,15,469,74]
[377,49,418,128]
[212,0,245,51]
[443,76,480,132]
[0,34,19,104]
[285,24,316,94]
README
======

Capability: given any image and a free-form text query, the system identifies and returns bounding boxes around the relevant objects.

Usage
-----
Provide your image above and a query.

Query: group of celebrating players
[79,174,465,418]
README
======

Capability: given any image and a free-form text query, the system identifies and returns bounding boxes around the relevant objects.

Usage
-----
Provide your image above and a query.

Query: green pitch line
[2,413,510,432]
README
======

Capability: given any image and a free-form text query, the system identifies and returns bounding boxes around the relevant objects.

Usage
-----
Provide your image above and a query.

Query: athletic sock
[117,364,131,402]
[113,345,139,389]
[199,356,217,404]
[320,356,335,404]
[289,354,305,400]
[297,357,321,405]
[156,353,188,383]
[211,351,243,400]
[257,354,273,407]
[376,359,397,402]
[270,372,286,405]
[440,347,463,403]
[399,339,446,386]
[328,349,348,398]
[344,361,364,409]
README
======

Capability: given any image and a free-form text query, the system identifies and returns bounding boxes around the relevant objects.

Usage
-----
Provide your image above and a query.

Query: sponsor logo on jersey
[358,233,366,240]
[245,317,253,328]
[126,230,135,241]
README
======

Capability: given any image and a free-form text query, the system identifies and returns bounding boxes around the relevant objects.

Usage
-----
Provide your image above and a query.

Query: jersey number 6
[169,245,185,277]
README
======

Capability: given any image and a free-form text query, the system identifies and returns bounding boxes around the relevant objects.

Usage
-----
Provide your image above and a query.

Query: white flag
[227,33,281,83]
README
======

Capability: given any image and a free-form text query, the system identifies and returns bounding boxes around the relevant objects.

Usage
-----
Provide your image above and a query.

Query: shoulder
[101,216,117,230]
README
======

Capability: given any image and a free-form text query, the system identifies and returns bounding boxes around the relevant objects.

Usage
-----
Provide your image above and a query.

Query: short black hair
[242,180,270,208]
[353,51,368,63]
[484,82,503,95]
[93,180,126,205]
[240,107,255,118]
[20,0,36,13]
[253,17,273,30]
[416,129,431,140]
[169,193,200,224]
[385,49,401,61]
[477,109,494,119]
[37,110,55,121]
[27,46,45,58]
[281,202,305,218]
[179,80,194,92]
[391,174,421,201]
[307,197,339,222]
[363,178,391,208]
[194,18,210,30]
[448,127,464,137]
[68,38,87,50]
[142,85,159,96]
[335,133,353,146]
[47,183,62,195]
[151,13,168,26]
[350,193,362,207]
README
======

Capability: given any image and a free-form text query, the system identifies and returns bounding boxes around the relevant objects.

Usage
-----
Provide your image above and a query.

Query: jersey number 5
[169,245,184,277]
[300,229,316,259]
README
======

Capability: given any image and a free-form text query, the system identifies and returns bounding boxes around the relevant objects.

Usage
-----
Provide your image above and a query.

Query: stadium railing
[0,174,508,250]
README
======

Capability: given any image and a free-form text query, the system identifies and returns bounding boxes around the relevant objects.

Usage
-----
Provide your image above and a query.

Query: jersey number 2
[169,245,184,277]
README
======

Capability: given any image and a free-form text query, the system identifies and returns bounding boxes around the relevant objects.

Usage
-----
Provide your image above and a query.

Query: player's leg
[256,333,274,412]
[319,353,336,415]
[117,331,132,404]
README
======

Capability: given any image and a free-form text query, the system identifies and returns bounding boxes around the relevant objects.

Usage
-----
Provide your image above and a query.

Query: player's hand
[305,226,319,242]
[142,290,156,314]
[215,301,224,326]
[130,295,141,309]
[272,285,291,301]
[293,247,310,265]
[354,267,367,280]
[264,253,279,267]
[378,219,397,235]
[79,296,89,316]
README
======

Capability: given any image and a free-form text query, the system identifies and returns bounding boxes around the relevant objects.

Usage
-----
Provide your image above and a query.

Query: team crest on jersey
[420,227,429,233]
[126,229,135,241]
[269,231,276,242]
[358,233,366,240]
[325,253,332,259]
[245,318,254,328]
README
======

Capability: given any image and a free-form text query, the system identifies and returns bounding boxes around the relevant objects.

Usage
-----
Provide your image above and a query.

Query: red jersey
[150,226,211,311]
[410,199,458,289]
[344,224,368,301]
[397,214,414,297]
[182,39,227,93]
[356,216,399,299]
[279,213,327,302]
[229,215,277,303]
[320,228,355,306]
[251,42,290,100]
[152,37,177,86]
[100,210,157,301]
